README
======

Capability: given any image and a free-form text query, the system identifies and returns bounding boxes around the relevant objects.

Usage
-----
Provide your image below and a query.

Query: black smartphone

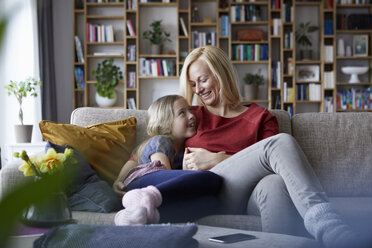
[208,233,257,243]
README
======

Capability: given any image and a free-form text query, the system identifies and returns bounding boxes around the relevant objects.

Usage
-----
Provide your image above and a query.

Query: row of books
[283,4,293,23]
[127,20,136,36]
[336,0,370,3]
[126,0,138,9]
[272,19,281,36]
[139,0,172,2]
[139,58,176,77]
[127,71,136,88]
[286,106,294,117]
[219,15,229,37]
[337,88,372,110]
[74,67,85,89]
[324,96,334,113]
[324,20,334,35]
[191,31,217,49]
[297,83,321,101]
[283,32,293,49]
[74,36,85,63]
[323,0,334,9]
[87,0,123,2]
[127,45,136,61]
[324,45,333,62]
[230,5,263,23]
[86,23,115,43]
[180,18,188,36]
[271,0,280,9]
[273,95,281,109]
[324,71,335,89]
[272,61,281,88]
[232,44,269,62]
[283,82,295,102]
[127,97,136,110]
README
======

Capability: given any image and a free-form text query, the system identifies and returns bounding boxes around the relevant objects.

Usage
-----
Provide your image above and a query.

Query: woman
[179,46,357,248]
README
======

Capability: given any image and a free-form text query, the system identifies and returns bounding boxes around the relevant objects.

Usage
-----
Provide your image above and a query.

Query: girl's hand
[183,147,229,170]
[113,180,125,196]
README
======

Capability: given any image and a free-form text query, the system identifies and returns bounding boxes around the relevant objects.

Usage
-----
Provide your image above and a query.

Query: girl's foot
[114,206,147,225]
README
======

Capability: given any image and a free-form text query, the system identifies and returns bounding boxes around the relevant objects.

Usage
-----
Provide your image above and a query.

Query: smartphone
[208,233,256,243]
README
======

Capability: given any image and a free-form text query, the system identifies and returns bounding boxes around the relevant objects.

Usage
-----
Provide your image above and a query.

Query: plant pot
[244,84,258,100]
[14,125,33,143]
[151,44,162,54]
[95,91,117,107]
[300,50,313,60]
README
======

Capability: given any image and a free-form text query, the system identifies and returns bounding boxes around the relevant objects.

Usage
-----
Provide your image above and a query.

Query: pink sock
[114,206,147,226]
[122,185,162,224]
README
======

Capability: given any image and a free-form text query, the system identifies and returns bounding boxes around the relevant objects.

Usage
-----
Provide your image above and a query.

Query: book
[74,36,85,63]
[127,98,136,109]
[180,17,188,36]
[126,20,136,36]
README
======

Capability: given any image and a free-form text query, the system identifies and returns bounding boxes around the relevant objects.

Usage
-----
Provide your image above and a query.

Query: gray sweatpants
[210,133,328,235]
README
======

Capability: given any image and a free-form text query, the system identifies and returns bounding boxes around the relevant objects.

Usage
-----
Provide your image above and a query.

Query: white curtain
[0,0,42,152]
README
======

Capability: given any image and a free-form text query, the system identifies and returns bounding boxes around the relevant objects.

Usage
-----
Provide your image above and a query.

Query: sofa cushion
[70,107,148,147]
[292,113,372,197]
[39,118,137,185]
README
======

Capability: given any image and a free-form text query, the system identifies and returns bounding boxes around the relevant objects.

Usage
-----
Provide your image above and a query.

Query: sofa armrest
[0,160,28,199]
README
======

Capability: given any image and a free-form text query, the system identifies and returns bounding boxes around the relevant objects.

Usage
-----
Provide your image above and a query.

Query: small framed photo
[353,35,368,57]
[296,65,320,82]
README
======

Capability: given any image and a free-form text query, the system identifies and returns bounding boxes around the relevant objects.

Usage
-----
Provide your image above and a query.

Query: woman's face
[187,59,220,107]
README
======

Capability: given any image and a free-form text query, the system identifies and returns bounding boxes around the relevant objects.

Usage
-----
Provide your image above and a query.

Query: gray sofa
[1,107,372,241]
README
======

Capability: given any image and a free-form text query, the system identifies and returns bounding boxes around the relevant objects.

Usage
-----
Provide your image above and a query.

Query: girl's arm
[183,147,230,171]
[113,159,138,196]
[150,152,172,170]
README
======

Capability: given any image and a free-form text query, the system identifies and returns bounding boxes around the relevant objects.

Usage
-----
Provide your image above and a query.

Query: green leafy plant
[295,22,319,49]
[243,72,265,86]
[4,77,41,125]
[92,58,123,99]
[143,20,171,45]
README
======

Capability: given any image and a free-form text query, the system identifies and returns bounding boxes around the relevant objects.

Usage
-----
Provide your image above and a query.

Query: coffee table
[195,225,321,248]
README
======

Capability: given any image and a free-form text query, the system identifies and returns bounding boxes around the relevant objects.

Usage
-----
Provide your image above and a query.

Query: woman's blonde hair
[180,46,241,107]
[134,95,182,163]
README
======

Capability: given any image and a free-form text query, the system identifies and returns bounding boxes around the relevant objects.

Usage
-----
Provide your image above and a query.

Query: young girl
[114,95,222,226]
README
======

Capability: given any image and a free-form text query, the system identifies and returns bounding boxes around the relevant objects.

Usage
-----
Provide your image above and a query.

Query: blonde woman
[114,95,222,226]
[179,46,358,248]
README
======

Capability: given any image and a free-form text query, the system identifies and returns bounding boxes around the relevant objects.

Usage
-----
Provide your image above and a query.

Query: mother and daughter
[113,46,358,247]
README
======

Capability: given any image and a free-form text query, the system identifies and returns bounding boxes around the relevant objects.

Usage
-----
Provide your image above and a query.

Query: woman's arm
[183,147,230,170]
[113,159,138,196]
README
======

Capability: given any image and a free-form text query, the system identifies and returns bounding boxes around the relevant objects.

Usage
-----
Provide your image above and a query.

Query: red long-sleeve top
[185,103,279,155]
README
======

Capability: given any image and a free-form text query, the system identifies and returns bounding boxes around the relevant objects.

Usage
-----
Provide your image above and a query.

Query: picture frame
[353,35,368,57]
[295,65,320,82]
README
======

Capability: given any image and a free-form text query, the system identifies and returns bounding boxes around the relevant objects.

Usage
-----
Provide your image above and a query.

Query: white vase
[337,39,345,56]
[244,84,258,100]
[95,91,117,107]
[14,125,33,143]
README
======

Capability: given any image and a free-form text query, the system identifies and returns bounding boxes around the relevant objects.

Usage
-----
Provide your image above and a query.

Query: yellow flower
[17,148,76,177]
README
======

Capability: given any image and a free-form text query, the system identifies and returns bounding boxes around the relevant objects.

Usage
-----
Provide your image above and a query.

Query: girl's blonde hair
[179,46,241,107]
[134,95,183,163]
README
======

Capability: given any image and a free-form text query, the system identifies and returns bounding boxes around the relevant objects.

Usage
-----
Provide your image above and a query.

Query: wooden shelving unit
[72,0,371,113]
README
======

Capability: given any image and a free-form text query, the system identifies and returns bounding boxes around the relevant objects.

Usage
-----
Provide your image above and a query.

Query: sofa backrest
[291,112,372,197]
[269,110,291,134]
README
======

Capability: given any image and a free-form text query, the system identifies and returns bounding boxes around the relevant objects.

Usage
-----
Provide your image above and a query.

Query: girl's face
[171,97,196,141]
[187,59,220,107]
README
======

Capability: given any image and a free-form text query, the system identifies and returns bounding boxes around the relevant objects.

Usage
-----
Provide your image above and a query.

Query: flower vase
[21,177,73,227]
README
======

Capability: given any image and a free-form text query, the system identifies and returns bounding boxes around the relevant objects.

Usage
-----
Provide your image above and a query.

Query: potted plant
[4,77,41,143]
[295,22,319,60]
[143,20,171,54]
[243,72,264,100]
[92,58,123,107]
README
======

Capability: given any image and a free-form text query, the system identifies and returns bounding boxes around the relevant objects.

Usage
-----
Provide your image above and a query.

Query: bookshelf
[72,0,371,113]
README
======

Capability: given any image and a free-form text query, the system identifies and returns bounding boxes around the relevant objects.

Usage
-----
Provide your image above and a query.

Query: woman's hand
[183,147,230,170]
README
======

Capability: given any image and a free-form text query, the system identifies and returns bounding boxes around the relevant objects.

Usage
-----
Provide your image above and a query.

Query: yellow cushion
[39,118,137,185]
